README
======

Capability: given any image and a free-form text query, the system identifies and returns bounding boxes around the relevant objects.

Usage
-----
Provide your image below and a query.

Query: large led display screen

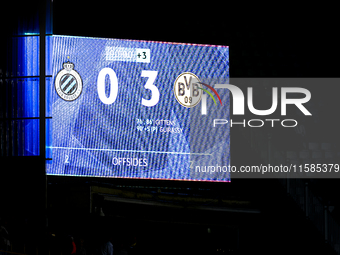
[46,35,230,182]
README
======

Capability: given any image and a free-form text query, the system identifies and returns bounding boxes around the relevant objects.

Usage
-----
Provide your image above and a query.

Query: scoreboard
[46,35,230,182]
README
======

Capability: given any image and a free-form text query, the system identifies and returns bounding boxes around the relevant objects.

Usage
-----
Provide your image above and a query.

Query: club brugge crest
[55,61,82,101]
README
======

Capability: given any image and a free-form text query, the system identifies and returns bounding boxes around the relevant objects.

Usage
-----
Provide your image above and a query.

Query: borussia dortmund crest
[55,61,82,101]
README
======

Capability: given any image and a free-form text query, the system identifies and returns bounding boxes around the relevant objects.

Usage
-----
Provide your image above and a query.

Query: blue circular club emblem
[55,61,82,101]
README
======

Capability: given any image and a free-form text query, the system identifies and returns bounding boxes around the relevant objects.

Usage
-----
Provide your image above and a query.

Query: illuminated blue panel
[46,36,53,158]
[7,1,52,156]
[12,36,40,120]
[46,36,52,76]
[23,36,40,77]
[13,35,53,156]
[22,36,40,156]
[3,119,40,156]
[47,35,230,182]
[45,36,53,158]
[12,35,53,156]
[46,118,52,158]
[5,36,40,156]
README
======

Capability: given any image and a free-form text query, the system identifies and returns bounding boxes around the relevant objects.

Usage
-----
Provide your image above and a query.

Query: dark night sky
[1,1,339,78]
[51,2,339,78]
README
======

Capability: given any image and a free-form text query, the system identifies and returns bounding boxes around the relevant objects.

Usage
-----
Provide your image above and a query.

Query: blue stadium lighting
[23,32,40,36]
[19,35,40,156]
[16,35,52,156]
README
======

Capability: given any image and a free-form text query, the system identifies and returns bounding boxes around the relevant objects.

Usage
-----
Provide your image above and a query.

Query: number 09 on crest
[174,72,202,108]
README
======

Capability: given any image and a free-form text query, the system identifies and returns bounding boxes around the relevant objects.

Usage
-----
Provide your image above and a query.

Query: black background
[51,2,339,77]
[2,1,339,78]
